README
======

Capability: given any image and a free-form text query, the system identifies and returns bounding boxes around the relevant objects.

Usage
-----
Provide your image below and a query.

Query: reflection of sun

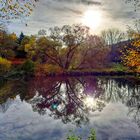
[82,10,102,29]
[84,96,96,108]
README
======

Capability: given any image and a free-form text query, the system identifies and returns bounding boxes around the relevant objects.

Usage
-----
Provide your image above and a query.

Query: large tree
[24,25,111,71]
[48,24,90,70]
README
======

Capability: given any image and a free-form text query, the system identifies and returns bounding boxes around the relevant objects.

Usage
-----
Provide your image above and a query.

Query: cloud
[53,0,102,6]
[101,0,137,20]
[7,0,139,35]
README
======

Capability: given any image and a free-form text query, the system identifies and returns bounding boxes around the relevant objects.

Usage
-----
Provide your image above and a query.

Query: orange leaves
[121,35,140,71]
[132,40,140,47]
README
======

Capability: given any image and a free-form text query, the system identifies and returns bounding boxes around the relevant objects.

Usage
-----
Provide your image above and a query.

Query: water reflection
[0,76,140,139]
[1,76,140,127]
[28,77,140,127]
[26,77,108,126]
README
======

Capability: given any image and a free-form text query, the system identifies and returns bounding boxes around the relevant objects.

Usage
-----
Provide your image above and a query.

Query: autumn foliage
[0,57,11,73]
[0,24,140,76]
[121,35,140,72]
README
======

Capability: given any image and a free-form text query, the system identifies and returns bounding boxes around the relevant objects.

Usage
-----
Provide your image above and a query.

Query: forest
[0,24,140,77]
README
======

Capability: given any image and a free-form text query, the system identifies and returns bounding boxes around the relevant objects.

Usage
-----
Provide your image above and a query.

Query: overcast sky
[7,0,140,35]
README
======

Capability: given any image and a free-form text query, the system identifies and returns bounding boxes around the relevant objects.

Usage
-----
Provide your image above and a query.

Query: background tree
[24,35,37,58]
[18,32,25,44]
[127,20,140,39]
[38,29,46,37]
[19,35,30,51]
[0,31,18,59]
[73,35,111,69]
[101,28,125,45]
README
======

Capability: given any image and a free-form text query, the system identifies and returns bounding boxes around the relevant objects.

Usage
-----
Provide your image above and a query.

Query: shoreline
[36,71,140,77]
[1,70,140,80]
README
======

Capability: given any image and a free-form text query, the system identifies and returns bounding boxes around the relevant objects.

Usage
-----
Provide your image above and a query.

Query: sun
[82,10,102,29]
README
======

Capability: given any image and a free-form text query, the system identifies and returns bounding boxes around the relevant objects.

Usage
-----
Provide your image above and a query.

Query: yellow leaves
[0,57,11,66]
[132,40,140,47]
[24,36,36,57]
[121,37,140,72]
[9,33,17,41]
[0,57,11,73]
[25,44,31,52]
[37,37,48,47]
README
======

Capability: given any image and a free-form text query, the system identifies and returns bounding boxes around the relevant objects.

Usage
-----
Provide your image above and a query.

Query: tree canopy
[0,0,38,21]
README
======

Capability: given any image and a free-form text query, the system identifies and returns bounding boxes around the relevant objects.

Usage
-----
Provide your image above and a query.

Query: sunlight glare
[82,10,102,30]
[84,96,96,108]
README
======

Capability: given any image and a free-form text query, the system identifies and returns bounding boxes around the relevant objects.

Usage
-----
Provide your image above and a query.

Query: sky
[5,0,140,35]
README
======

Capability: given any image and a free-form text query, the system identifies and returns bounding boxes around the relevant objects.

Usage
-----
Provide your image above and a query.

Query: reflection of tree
[0,77,36,104]
[0,76,140,128]
[27,76,106,126]
[126,86,140,127]
[0,79,28,112]
[0,80,17,104]
[101,77,140,128]
[26,76,140,127]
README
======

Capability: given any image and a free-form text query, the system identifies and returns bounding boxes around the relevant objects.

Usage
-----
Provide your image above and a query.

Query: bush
[88,129,96,140]
[112,63,129,72]
[21,59,35,73]
[67,129,96,140]
[0,57,11,74]
[67,135,81,140]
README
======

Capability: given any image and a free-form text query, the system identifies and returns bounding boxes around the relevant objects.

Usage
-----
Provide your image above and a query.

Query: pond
[0,76,140,140]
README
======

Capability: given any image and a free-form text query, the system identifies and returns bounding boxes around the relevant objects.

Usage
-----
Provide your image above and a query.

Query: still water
[0,76,140,140]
